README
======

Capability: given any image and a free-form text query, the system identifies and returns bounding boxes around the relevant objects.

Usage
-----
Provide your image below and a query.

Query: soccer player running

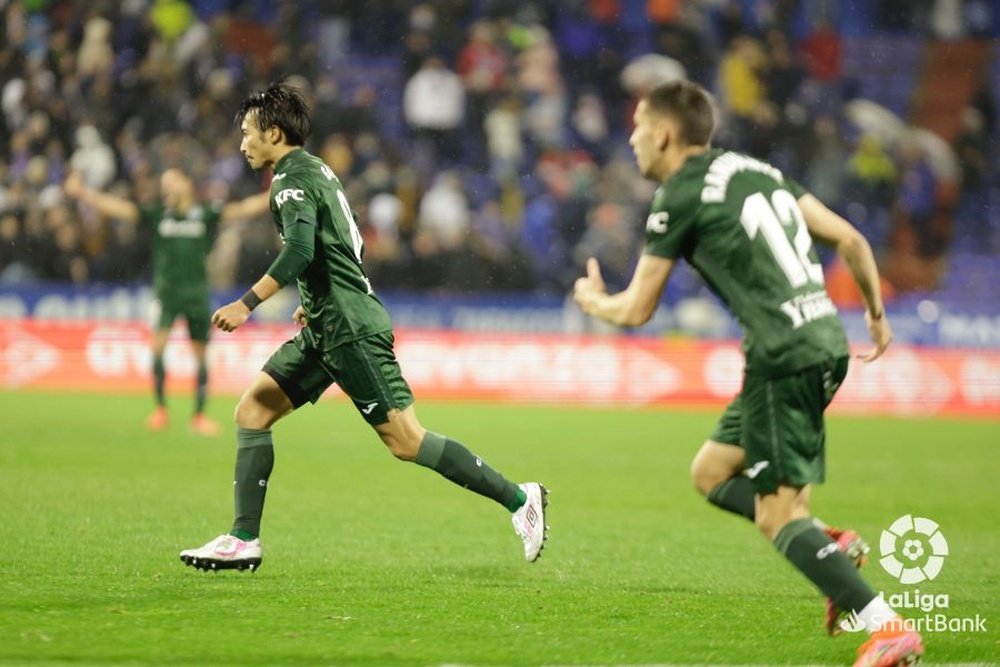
[64,169,270,436]
[179,83,547,571]
[573,81,922,667]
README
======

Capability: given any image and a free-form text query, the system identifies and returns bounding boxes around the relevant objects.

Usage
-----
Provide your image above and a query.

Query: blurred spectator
[403,56,465,164]
[150,0,197,43]
[718,37,766,147]
[799,17,842,83]
[417,171,471,251]
[848,135,897,208]
[953,107,991,248]
[804,116,849,210]
[930,0,965,40]
[0,212,32,283]
[517,27,567,151]
[893,138,939,258]
[456,20,509,166]
[572,202,635,291]
[484,96,524,182]
[764,30,805,109]
[571,90,611,160]
[70,125,116,189]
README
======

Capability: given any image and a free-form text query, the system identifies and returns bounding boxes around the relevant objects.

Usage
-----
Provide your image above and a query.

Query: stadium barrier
[2,320,998,417]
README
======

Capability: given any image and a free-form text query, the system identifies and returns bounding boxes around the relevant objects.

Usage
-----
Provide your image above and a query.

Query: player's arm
[63,171,140,223]
[797,193,892,361]
[219,192,270,222]
[573,255,674,327]
[212,210,317,332]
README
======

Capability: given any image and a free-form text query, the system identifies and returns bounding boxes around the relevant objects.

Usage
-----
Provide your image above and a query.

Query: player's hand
[292,305,307,326]
[64,171,85,198]
[212,301,251,332]
[573,257,606,312]
[857,310,893,362]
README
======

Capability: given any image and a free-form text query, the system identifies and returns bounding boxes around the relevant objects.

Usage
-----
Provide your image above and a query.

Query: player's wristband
[869,309,884,320]
[240,289,263,311]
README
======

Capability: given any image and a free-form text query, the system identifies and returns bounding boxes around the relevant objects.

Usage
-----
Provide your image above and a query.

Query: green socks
[707,475,756,521]
[230,427,274,539]
[774,518,877,614]
[153,355,166,406]
[415,431,525,512]
[194,364,208,415]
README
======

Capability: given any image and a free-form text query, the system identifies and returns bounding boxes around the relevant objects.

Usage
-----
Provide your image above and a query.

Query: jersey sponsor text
[780,290,838,329]
[275,188,305,208]
[158,218,207,238]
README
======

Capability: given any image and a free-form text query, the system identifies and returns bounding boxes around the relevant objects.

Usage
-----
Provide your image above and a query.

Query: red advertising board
[2,320,998,417]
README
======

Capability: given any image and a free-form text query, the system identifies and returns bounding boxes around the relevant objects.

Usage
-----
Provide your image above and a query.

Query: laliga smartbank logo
[838,515,987,634]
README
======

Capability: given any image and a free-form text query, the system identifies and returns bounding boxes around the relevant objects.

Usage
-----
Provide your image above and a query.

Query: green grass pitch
[1,390,998,666]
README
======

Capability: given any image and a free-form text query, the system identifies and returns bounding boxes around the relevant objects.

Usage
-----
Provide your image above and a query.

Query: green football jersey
[140,202,220,300]
[269,149,392,350]
[644,148,849,376]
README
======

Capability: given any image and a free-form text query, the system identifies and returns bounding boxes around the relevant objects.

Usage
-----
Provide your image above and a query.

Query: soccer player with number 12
[573,81,922,667]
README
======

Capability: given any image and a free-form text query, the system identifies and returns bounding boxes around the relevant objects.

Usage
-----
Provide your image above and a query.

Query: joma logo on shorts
[275,188,305,208]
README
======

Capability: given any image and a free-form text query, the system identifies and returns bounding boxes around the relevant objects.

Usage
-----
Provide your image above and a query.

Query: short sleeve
[783,176,808,200]
[642,190,697,260]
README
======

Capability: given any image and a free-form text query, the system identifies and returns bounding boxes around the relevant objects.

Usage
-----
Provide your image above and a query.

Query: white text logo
[275,188,305,208]
[645,211,669,234]
[879,514,949,584]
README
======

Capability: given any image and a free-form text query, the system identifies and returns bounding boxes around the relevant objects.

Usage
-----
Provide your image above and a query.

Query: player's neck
[661,144,709,180]
[270,144,303,168]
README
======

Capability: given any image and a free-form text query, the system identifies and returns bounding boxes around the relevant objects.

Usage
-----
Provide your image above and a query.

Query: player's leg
[186,297,219,435]
[745,360,922,662]
[373,404,527,511]
[693,396,870,585]
[180,336,331,572]
[692,399,755,520]
[147,321,171,430]
[331,333,548,561]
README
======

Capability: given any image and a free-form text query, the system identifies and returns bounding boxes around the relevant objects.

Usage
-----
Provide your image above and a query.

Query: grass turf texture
[1,391,998,666]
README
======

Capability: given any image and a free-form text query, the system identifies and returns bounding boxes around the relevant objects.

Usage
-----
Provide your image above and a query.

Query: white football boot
[511,482,548,562]
[180,534,262,572]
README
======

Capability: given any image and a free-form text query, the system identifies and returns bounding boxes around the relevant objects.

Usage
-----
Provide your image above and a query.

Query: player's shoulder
[274,151,334,189]
[652,160,707,217]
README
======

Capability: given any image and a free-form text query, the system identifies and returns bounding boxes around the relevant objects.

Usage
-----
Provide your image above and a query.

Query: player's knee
[234,393,271,430]
[690,454,730,497]
[380,432,420,461]
[754,502,797,541]
[690,458,714,496]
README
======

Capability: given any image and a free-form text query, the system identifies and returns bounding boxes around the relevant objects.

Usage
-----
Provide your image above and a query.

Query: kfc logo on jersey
[274,188,305,208]
[646,211,669,234]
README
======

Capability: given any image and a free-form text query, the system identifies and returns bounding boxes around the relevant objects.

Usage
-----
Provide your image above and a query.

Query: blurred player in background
[573,81,923,667]
[179,82,547,571]
[64,169,270,436]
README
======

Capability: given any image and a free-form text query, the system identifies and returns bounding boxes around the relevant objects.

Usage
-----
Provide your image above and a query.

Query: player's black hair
[235,81,312,146]
[643,80,716,146]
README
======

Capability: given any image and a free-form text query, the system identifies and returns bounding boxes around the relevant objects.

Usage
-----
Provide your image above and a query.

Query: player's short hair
[236,81,312,146]
[643,81,716,146]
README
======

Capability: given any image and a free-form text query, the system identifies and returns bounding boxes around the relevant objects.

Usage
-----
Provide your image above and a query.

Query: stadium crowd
[0,0,997,298]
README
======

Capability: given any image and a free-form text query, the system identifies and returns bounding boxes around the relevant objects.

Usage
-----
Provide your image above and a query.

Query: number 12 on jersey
[739,189,824,289]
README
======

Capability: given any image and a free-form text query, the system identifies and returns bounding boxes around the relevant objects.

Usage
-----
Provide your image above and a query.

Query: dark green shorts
[262,331,414,425]
[708,356,849,494]
[153,294,211,341]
